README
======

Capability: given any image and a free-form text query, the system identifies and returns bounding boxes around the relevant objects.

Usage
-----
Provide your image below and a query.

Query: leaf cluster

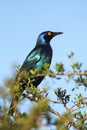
[0,52,87,130]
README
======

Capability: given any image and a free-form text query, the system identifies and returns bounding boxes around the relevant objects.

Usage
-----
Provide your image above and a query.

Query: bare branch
[48,107,62,118]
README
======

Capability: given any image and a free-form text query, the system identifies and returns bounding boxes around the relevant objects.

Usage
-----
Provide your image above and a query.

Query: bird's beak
[53,32,63,36]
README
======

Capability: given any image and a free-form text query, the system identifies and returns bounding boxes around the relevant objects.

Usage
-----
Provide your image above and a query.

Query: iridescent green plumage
[9,31,63,115]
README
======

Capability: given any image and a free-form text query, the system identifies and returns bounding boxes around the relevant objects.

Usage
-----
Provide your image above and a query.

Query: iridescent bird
[9,31,63,115]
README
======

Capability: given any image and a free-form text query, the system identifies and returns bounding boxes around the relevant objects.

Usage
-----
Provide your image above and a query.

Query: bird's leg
[8,97,18,116]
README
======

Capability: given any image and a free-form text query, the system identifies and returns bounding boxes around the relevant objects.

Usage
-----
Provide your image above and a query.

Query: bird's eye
[48,32,52,36]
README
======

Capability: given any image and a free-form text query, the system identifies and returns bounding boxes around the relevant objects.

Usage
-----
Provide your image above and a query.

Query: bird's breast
[35,46,52,69]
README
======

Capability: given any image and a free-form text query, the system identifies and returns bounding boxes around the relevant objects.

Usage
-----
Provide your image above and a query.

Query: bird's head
[36,31,63,46]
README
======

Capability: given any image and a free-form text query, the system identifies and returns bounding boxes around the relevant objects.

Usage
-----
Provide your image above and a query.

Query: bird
[9,31,63,115]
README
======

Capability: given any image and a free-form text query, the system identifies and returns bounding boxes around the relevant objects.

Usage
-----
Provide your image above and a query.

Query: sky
[0,0,87,84]
[0,0,87,129]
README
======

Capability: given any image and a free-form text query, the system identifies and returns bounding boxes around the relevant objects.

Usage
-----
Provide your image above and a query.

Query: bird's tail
[8,97,18,116]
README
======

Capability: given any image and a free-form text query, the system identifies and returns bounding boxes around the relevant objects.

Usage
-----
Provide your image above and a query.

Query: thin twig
[48,99,62,104]
[69,97,87,112]
[48,107,62,118]
[30,71,87,79]
[49,71,87,77]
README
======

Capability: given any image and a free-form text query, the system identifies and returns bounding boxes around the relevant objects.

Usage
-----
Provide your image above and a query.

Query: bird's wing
[20,49,41,71]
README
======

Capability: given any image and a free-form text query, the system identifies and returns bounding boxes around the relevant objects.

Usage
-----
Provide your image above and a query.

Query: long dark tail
[8,97,18,116]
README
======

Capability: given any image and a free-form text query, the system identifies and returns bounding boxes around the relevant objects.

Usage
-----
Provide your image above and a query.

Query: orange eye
[48,32,52,36]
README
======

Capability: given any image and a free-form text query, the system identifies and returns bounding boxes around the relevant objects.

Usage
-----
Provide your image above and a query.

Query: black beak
[53,32,63,36]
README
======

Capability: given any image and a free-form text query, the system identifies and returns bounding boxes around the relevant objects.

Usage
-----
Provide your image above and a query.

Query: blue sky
[0,1,87,84]
[0,0,87,129]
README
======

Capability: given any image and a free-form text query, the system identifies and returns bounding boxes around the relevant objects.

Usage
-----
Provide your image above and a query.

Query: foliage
[0,52,87,130]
